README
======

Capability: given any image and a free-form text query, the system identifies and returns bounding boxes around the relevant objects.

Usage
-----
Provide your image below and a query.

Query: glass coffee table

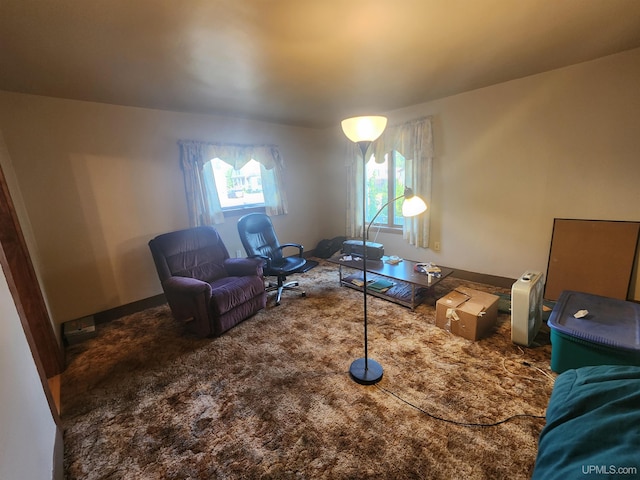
[326,255,453,310]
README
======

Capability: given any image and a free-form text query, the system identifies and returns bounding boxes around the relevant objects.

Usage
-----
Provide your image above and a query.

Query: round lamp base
[349,358,384,385]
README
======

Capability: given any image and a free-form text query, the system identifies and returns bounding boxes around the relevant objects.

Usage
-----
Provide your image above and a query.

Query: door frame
[0,160,63,424]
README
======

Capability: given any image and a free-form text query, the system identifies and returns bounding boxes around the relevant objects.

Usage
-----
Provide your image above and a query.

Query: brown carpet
[62,259,554,479]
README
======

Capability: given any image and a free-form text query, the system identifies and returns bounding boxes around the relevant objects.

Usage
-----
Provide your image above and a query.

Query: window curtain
[345,116,434,248]
[345,141,364,239]
[178,140,289,226]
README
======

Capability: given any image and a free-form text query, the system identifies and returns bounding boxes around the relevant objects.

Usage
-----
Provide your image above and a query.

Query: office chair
[237,213,307,305]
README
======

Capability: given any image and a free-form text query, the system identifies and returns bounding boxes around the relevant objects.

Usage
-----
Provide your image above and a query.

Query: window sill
[369,225,403,236]
[222,206,266,218]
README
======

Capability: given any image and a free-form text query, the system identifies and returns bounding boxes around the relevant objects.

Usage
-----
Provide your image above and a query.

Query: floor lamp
[341,116,427,385]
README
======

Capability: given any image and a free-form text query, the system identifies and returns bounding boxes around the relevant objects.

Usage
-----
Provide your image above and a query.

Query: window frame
[203,157,268,217]
[366,150,405,233]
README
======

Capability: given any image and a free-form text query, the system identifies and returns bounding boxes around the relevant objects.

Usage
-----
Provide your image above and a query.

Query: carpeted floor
[62,259,554,479]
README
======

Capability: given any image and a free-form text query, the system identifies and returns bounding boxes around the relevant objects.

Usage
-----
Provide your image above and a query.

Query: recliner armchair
[148,226,266,337]
[237,213,307,305]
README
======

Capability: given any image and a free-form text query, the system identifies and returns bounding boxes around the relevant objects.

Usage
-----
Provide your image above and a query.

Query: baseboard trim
[445,266,515,289]
[90,254,314,325]
[93,293,167,325]
[87,264,514,326]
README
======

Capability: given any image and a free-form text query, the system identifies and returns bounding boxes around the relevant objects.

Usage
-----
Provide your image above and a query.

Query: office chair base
[266,281,306,305]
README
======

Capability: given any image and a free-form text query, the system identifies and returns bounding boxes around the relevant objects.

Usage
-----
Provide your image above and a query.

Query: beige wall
[327,48,640,299]
[0,95,327,323]
[1,47,639,326]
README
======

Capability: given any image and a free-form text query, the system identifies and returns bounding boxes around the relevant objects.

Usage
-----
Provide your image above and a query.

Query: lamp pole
[341,116,429,385]
[341,116,387,385]
[346,140,384,384]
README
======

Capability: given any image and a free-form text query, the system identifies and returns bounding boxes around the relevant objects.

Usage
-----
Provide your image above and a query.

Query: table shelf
[340,272,430,309]
[326,255,453,310]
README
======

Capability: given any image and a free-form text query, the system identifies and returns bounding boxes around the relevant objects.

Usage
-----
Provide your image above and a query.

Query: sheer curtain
[345,116,434,248]
[178,140,289,226]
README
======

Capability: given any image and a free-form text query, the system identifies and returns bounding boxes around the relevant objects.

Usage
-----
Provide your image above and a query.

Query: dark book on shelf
[367,279,395,292]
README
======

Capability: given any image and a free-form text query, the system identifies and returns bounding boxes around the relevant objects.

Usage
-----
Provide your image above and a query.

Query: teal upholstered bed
[532,365,640,479]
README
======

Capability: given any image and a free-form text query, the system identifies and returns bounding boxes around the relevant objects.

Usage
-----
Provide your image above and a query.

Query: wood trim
[53,425,64,479]
[446,266,516,289]
[92,293,166,325]
[0,161,63,424]
[48,374,61,416]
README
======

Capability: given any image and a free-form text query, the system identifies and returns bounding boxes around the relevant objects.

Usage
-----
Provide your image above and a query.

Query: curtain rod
[177,140,279,149]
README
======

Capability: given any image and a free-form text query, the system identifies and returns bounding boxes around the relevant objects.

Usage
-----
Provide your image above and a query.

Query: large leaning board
[545,219,640,301]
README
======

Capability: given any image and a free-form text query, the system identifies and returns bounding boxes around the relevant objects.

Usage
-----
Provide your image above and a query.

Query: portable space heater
[511,271,545,346]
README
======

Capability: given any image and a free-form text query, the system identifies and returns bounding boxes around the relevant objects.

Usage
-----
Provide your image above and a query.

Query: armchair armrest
[223,257,264,277]
[162,276,212,297]
[277,243,304,257]
[161,276,212,325]
[246,253,271,270]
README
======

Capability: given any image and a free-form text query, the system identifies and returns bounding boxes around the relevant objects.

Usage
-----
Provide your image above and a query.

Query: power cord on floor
[375,384,546,427]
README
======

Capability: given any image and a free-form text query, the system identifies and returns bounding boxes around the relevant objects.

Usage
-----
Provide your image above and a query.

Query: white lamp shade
[341,116,388,143]
[402,195,428,217]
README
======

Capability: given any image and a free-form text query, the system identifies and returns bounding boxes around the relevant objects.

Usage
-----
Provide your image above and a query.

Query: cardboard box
[436,287,499,340]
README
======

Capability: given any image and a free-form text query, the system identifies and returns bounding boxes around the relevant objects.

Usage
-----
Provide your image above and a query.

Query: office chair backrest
[237,213,283,261]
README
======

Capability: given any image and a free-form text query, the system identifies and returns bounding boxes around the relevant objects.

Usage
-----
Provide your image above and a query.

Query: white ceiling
[2,0,640,128]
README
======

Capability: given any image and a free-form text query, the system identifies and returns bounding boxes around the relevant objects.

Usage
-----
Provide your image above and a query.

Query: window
[366,150,406,228]
[204,158,265,211]
[179,140,289,226]
[345,117,432,248]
